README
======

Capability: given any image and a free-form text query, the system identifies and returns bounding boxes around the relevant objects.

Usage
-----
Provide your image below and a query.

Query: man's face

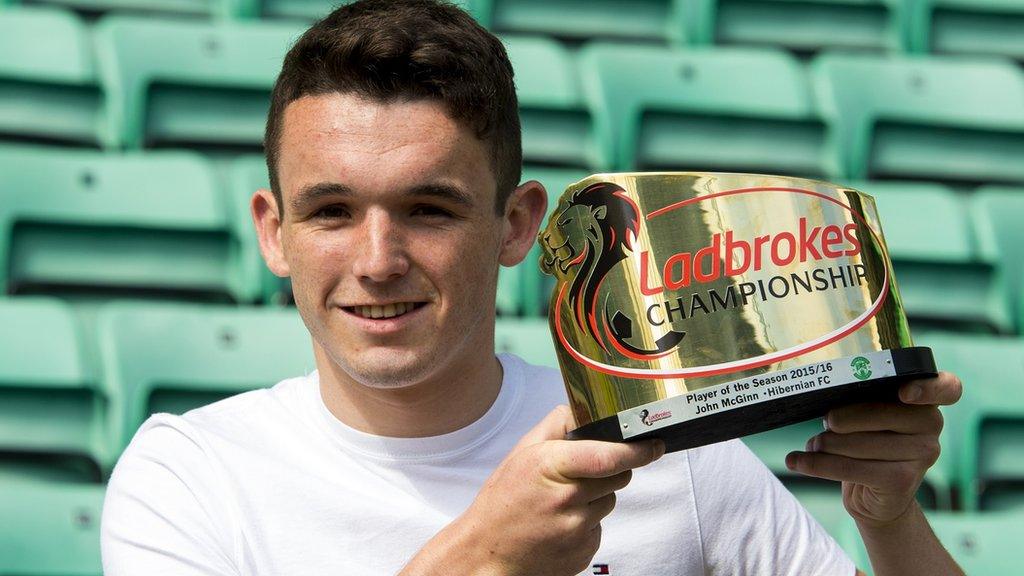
[254,93,542,390]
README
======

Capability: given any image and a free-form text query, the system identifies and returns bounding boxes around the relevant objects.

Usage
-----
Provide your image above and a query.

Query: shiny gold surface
[539,173,911,427]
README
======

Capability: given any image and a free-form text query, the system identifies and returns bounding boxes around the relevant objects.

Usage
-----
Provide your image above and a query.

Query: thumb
[512,405,576,452]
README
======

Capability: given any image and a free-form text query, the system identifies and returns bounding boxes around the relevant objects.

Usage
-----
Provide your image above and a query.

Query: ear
[593,205,608,220]
[499,180,548,267]
[251,188,291,277]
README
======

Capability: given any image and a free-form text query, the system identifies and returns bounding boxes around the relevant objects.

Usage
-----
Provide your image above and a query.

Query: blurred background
[1,0,1023,573]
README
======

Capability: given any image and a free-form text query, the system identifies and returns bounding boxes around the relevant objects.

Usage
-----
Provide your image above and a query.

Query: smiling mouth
[343,302,427,320]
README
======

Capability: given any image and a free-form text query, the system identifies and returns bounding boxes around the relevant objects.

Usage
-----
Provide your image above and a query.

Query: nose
[350,210,410,282]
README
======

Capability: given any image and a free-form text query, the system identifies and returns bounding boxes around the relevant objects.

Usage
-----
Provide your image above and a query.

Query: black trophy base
[566,347,937,454]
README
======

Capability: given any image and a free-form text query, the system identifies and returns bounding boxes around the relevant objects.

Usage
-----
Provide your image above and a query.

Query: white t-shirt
[101,354,855,575]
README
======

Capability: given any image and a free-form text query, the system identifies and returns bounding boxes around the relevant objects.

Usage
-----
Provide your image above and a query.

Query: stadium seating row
[3,471,1021,575]
[3,9,1024,183]
[3,3,1023,574]
[833,509,1024,575]
[863,182,1024,336]
[2,0,1023,61]
[4,145,1023,334]
[0,146,587,312]
[1,296,1021,512]
[0,296,555,479]
[0,148,273,304]
[2,295,1023,575]
[0,0,474,20]
[0,477,105,575]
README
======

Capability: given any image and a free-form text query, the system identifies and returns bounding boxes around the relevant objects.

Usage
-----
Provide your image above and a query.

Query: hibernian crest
[851,356,872,380]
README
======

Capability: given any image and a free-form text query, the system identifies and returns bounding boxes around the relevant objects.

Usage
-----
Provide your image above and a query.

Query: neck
[315,343,504,438]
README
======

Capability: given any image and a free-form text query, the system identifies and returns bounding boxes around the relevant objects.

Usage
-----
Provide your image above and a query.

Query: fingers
[550,439,665,480]
[576,470,632,504]
[825,403,943,435]
[785,373,960,525]
[803,431,941,464]
[583,470,633,498]
[587,492,617,527]
[898,371,963,406]
[785,451,923,494]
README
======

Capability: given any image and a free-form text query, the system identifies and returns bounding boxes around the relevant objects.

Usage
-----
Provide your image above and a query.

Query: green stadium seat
[17,0,482,20]
[0,478,104,575]
[504,36,603,170]
[246,0,478,21]
[743,419,823,477]
[0,147,264,302]
[919,332,1024,511]
[975,484,1024,512]
[497,166,588,317]
[97,302,315,448]
[0,7,103,147]
[7,0,236,18]
[909,0,1024,61]
[852,181,1011,334]
[0,298,113,482]
[812,53,1024,183]
[228,155,294,305]
[784,478,849,540]
[971,187,1024,334]
[742,420,847,528]
[921,511,1024,573]
[494,317,558,368]
[482,0,686,43]
[691,0,908,53]
[580,43,835,176]
[839,510,1024,575]
[241,0,348,20]
[94,16,304,151]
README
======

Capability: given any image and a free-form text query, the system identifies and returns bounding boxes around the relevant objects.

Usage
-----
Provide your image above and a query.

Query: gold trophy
[539,173,936,452]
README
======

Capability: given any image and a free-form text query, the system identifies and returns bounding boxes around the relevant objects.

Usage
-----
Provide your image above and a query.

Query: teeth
[353,302,417,319]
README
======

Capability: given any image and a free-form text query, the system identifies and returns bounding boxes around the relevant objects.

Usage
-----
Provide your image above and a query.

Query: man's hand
[785,371,963,527]
[401,405,665,576]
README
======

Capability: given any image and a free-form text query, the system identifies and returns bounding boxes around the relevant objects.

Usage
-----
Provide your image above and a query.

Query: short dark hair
[264,0,522,215]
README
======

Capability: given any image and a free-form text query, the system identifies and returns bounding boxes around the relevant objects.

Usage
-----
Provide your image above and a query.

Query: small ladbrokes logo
[851,356,872,380]
[639,408,672,426]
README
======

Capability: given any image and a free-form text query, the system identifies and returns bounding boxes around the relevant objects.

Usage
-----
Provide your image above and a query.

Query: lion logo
[638,409,651,425]
[541,182,685,359]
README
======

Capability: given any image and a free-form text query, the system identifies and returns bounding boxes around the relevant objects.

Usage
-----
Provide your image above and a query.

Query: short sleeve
[101,415,240,576]
[688,439,856,576]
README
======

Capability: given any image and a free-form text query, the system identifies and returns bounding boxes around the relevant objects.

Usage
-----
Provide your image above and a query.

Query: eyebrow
[291,182,352,213]
[406,183,475,209]
[289,181,475,213]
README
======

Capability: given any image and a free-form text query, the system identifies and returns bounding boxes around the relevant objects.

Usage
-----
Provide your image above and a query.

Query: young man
[101,1,964,574]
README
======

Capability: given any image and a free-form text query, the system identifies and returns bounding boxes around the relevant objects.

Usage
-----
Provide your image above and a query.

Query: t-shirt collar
[306,354,525,462]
